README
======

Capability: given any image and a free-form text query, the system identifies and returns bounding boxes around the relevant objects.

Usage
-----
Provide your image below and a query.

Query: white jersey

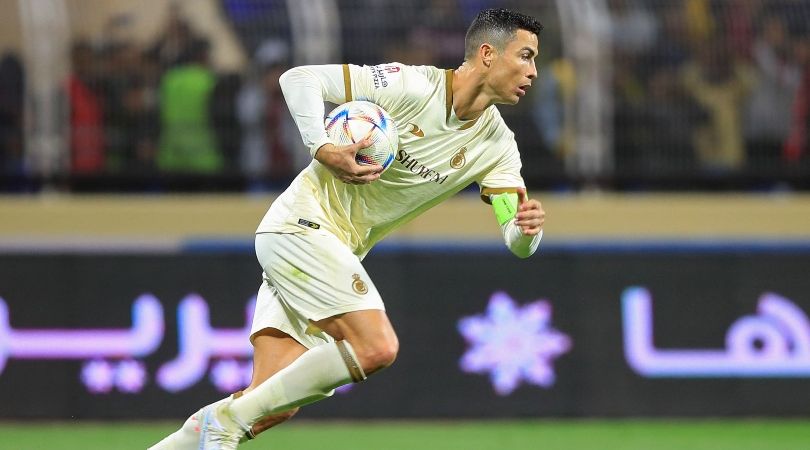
[258,63,525,258]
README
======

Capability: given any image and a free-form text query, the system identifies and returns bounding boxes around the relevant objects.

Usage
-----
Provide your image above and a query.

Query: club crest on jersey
[450,147,467,169]
[352,274,368,295]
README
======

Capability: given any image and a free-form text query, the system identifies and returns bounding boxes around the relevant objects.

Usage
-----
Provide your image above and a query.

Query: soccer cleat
[147,397,250,450]
[199,402,249,450]
[147,403,208,450]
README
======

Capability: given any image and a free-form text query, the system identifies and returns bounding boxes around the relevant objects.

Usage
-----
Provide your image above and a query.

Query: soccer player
[149,8,545,449]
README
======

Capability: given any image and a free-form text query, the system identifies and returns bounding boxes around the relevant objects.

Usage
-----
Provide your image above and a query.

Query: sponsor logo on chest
[394,146,470,184]
[395,148,448,184]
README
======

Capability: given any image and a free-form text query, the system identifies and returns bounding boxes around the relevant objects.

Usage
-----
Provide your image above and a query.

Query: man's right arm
[279,65,382,184]
[279,65,349,158]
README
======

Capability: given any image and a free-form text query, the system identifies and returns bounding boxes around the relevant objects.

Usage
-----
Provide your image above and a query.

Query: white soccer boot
[148,403,211,450]
[147,397,250,450]
[199,402,249,450]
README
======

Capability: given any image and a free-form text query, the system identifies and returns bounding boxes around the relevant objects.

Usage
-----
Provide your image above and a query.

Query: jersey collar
[445,69,480,131]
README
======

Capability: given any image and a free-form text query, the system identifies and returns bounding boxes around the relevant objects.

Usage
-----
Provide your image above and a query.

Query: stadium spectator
[533,55,575,160]
[99,41,153,172]
[261,61,307,179]
[0,53,25,177]
[684,0,714,44]
[237,39,308,188]
[156,38,224,174]
[238,52,274,183]
[148,3,199,70]
[609,0,658,57]
[784,33,810,164]
[68,42,106,174]
[721,0,758,60]
[635,67,705,173]
[211,73,243,172]
[645,4,690,72]
[682,38,756,172]
[119,74,160,175]
[745,13,802,168]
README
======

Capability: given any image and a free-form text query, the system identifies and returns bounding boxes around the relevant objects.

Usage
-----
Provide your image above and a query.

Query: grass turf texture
[1,419,808,450]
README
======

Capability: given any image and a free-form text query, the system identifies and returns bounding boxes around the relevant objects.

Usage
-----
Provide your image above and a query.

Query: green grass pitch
[1,419,808,450]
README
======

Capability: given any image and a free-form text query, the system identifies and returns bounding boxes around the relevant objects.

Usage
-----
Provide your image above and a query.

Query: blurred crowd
[602,0,810,179]
[2,2,312,191]
[0,0,809,191]
[62,3,312,190]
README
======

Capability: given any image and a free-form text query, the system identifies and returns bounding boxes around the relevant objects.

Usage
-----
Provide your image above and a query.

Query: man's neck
[451,62,494,121]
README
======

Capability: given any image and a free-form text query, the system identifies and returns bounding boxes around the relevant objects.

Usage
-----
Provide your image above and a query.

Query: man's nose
[528,61,537,79]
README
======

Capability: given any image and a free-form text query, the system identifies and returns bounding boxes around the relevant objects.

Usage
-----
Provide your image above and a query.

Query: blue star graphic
[458,291,571,395]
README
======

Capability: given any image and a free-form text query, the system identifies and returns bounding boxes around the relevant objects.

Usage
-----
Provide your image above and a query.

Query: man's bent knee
[314,309,399,375]
[354,337,399,374]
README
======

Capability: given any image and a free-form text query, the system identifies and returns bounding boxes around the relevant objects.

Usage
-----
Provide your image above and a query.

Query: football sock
[229,340,365,426]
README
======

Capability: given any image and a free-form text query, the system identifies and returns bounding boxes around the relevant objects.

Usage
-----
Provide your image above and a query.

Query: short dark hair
[464,8,544,60]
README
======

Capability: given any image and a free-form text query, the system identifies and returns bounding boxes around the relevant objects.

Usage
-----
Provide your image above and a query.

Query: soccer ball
[324,101,398,172]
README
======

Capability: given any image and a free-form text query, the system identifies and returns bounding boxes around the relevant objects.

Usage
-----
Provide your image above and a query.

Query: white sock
[148,396,231,449]
[228,341,364,426]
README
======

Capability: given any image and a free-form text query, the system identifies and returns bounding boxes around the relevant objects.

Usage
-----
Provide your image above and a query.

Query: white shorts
[249,231,385,348]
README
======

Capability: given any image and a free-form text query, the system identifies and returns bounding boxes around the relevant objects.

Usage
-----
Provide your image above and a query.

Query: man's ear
[479,43,496,68]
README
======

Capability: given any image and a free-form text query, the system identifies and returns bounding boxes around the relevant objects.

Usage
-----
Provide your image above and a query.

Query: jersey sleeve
[279,63,418,157]
[477,136,526,204]
[345,63,430,114]
[278,64,353,157]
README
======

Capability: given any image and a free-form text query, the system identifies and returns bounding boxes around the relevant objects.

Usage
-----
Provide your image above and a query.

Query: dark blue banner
[1,247,809,418]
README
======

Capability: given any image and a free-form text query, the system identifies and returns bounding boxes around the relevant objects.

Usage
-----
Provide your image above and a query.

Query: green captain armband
[490,192,519,226]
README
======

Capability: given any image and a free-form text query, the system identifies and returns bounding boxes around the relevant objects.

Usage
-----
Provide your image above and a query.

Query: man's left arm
[488,188,544,259]
[479,133,544,258]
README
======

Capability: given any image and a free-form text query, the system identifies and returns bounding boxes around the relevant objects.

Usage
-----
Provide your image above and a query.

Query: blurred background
[0,0,808,190]
[1,0,810,448]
